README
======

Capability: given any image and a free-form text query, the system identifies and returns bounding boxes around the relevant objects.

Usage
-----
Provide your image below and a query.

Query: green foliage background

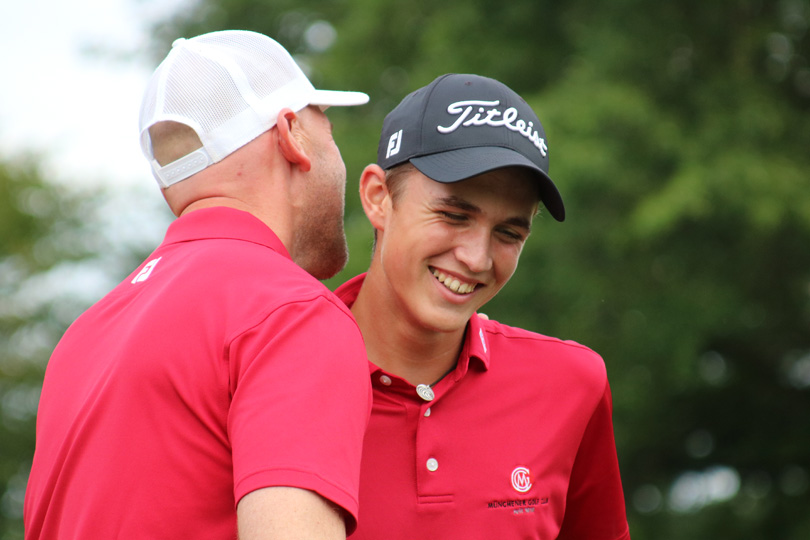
[1,0,808,538]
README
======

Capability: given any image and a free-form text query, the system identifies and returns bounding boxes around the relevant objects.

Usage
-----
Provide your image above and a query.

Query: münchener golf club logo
[511,466,532,493]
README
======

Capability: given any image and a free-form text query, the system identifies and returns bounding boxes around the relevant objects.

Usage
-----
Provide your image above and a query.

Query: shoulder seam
[483,322,599,357]
[228,291,359,346]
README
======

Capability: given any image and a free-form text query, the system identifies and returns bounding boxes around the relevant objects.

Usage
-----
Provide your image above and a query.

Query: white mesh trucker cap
[139,30,369,188]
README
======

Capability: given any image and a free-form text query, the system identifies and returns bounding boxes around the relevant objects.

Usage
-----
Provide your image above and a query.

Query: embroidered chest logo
[511,466,533,493]
[487,467,548,512]
[131,257,162,284]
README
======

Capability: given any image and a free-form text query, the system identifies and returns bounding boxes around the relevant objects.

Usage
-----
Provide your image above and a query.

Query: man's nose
[455,228,493,274]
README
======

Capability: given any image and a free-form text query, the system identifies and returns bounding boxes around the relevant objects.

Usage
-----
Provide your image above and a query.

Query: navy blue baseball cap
[377,73,565,221]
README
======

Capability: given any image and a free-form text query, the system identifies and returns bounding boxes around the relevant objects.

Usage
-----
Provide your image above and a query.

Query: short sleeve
[227,295,371,533]
[557,382,631,540]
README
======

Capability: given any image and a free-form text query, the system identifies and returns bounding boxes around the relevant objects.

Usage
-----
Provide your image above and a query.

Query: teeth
[432,269,476,294]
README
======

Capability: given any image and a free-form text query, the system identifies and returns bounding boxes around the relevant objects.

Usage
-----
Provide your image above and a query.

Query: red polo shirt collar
[163,207,291,259]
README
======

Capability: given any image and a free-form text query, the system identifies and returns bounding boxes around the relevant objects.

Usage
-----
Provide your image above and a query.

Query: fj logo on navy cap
[386,129,403,159]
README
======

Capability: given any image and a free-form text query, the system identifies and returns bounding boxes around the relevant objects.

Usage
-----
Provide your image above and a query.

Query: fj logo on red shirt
[511,466,532,493]
[131,257,162,284]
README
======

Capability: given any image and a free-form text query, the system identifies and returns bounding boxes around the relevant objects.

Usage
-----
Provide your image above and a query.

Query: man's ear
[276,108,312,172]
[358,164,390,231]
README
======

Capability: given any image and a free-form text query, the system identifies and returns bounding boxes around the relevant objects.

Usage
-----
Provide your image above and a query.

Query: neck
[166,152,295,252]
[351,267,466,386]
[178,196,249,217]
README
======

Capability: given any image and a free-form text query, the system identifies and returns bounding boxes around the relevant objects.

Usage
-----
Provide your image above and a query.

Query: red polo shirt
[336,274,629,540]
[25,208,370,539]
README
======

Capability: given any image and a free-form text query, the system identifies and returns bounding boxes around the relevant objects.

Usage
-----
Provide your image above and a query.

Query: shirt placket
[414,377,455,504]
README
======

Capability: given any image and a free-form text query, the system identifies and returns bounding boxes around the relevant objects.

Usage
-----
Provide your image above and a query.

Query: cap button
[172,37,187,48]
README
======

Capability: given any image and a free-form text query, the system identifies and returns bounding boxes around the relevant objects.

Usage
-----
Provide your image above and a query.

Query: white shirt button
[426,458,439,472]
[379,375,392,386]
[424,407,431,417]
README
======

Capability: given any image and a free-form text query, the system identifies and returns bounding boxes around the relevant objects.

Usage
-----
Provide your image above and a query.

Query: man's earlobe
[276,108,312,172]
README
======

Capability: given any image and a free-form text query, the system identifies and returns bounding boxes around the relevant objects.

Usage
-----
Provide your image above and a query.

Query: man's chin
[305,245,349,281]
[415,306,475,334]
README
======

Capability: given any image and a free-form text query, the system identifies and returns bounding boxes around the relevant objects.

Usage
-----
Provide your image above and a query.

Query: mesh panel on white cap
[139,30,368,188]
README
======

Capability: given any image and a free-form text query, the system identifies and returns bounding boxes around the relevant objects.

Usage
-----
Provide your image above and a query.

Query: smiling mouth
[431,268,477,295]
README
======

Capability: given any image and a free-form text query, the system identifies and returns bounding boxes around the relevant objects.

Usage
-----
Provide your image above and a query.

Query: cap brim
[410,147,565,222]
[310,89,369,107]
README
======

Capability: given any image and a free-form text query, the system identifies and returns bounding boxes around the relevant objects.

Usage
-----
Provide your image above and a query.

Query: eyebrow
[434,196,533,232]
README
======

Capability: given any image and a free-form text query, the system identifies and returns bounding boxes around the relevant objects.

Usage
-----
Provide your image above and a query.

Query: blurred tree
[0,158,100,538]
[82,0,810,537]
[0,158,167,538]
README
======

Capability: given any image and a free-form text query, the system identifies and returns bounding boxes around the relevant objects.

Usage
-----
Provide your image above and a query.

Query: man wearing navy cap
[335,74,630,539]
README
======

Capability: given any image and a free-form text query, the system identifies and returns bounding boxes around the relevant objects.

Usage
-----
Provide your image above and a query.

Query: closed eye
[440,211,468,221]
[497,228,526,242]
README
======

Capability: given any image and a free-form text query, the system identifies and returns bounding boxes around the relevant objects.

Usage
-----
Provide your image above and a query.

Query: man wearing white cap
[25,30,371,540]
[336,74,630,539]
